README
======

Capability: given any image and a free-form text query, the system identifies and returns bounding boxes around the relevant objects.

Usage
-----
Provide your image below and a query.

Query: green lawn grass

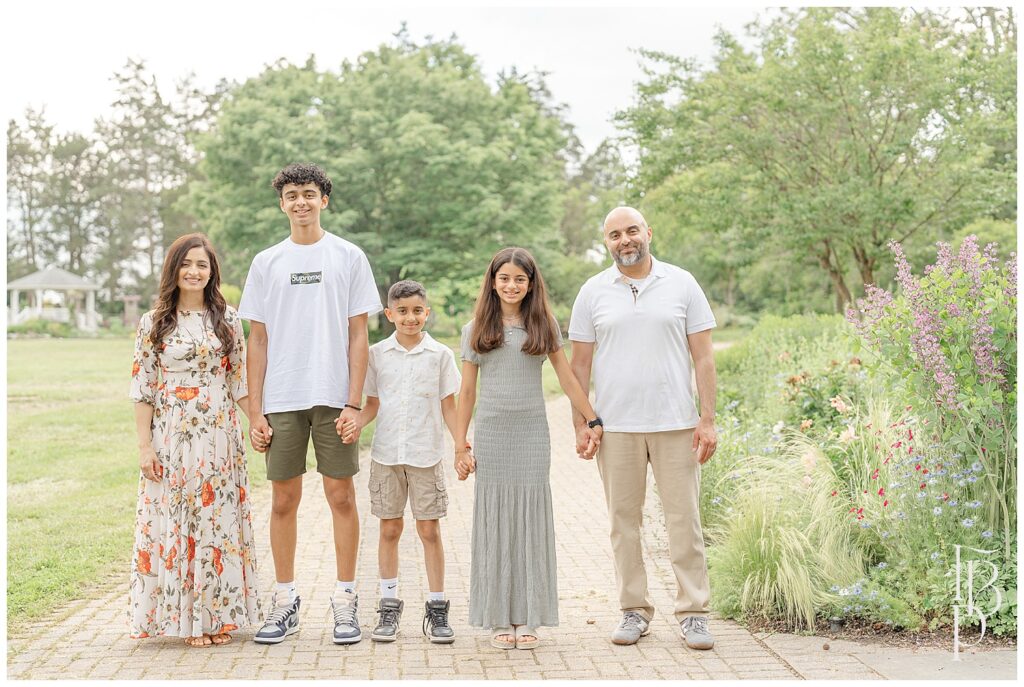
[6,338,269,631]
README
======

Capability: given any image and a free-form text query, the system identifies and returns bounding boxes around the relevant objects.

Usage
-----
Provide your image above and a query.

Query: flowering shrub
[847,237,1017,551]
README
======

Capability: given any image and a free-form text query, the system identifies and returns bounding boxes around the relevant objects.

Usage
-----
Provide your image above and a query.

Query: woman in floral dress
[129,233,261,647]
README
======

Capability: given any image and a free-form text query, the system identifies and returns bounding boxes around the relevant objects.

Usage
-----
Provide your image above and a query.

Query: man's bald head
[603,206,649,231]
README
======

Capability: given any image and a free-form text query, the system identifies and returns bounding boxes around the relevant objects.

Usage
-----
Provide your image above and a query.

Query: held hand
[139,446,161,482]
[455,448,476,481]
[693,417,717,464]
[575,424,602,460]
[338,407,361,445]
[250,415,273,453]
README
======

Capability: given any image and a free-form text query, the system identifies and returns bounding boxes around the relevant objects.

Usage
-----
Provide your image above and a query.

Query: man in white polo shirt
[568,206,718,650]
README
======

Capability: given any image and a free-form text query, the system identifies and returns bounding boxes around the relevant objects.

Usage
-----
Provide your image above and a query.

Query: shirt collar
[604,254,667,284]
[380,331,442,355]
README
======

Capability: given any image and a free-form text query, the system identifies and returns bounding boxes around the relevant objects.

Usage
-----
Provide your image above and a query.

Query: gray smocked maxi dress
[461,321,560,630]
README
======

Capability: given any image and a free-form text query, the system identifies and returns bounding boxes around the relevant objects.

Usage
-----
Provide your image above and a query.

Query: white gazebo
[7,267,101,332]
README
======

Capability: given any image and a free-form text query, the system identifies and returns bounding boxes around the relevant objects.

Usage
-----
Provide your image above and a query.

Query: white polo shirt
[568,255,716,432]
[365,332,461,467]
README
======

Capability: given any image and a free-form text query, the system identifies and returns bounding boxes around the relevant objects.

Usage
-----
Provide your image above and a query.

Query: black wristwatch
[587,417,603,429]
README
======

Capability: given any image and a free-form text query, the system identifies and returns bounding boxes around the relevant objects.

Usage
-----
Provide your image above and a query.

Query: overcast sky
[2,1,764,154]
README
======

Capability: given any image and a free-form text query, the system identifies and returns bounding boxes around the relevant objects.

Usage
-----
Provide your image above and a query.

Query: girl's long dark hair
[469,247,561,356]
[150,233,233,354]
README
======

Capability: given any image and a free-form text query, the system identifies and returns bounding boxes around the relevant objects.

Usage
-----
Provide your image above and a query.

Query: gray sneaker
[611,611,651,645]
[371,598,404,642]
[254,593,300,644]
[680,616,714,650]
[422,599,455,644]
[330,591,362,644]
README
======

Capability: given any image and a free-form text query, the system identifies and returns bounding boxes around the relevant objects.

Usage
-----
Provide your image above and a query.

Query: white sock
[428,591,445,602]
[380,577,399,599]
[275,581,296,604]
[336,580,356,596]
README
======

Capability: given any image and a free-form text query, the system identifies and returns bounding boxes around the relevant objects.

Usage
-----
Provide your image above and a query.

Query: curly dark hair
[271,163,332,198]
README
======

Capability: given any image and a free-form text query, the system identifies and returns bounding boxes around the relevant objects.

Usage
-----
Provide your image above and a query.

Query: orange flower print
[174,386,199,401]
[220,623,238,632]
[137,550,152,574]
[239,486,246,504]
[201,482,215,507]
[213,547,224,576]
[164,545,177,570]
[132,360,141,377]
[187,536,196,563]
[221,355,231,371]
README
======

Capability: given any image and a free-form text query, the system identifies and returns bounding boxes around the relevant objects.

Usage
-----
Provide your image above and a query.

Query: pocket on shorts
[434,477,448,512]
[368,475,384,513]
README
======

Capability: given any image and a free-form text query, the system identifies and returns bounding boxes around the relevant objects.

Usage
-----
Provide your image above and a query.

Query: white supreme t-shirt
[568,256,716,432]
[238,231,382,414]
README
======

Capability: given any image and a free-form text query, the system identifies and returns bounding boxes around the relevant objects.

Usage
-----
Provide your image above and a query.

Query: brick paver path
[8,395,822,680]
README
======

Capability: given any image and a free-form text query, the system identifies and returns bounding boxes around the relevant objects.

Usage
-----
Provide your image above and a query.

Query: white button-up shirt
[568,255,716,432]
[365,332,461,467]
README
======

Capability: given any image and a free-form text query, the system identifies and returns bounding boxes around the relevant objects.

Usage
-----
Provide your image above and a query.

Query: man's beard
[613,241,648,266]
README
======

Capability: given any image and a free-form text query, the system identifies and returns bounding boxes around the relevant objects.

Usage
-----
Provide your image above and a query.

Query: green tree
[192,33,572,331]
[618,8,1016,312]
[6,109,54,277]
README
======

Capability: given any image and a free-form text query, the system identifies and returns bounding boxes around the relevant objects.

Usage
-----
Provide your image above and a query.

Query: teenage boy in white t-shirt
[240,163,383,646]
[568,206,719,651]
[339,280,461,644]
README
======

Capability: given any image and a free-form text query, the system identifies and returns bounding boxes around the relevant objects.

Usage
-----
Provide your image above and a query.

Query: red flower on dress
[202,482,215,507]
[221,355,231,371]
[175,387,199,401]
[188,536,196,562]
[137,550,152,574]
[239,486,246,504]
[213,547,224,576]
[132,360,141,377]
[164,546,177,570]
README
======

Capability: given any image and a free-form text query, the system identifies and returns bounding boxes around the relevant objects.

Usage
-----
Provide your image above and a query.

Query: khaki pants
[596,429,710,622]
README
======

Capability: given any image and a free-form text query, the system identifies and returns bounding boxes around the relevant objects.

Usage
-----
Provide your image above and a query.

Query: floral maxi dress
[128,307,261,638]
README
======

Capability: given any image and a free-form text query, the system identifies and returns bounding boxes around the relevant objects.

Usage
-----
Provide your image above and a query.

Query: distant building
[7,267,101,332]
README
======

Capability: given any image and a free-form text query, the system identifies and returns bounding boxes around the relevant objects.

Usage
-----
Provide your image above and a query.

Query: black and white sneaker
[331,591,362,644]
[254,594,300,644]
[422,599,455,644]
[371,598,404,642]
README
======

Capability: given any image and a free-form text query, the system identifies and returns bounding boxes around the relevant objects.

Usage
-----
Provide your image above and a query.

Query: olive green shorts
[265,406,359,481]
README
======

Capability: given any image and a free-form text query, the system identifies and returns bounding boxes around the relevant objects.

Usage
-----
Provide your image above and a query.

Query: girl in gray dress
[454,247,603,650]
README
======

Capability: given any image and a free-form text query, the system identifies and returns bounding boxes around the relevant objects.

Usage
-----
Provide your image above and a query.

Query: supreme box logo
[290,271,323,285]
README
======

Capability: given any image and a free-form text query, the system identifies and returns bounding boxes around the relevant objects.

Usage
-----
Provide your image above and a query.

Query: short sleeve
[238,258,265,323]
[568,287,596,343]
[364,347,379,398]
[438,347,462,398]
[226,308,248,401]
[685,274,717,334]
[348,250,383,318]
[460,322,481,365]
[129,311,160,404]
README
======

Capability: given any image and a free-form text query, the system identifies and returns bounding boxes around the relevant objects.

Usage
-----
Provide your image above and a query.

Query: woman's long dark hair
[150,233,233,354]
[469,247,561,356]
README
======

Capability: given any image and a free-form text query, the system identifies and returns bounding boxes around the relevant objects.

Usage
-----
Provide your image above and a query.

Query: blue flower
[971,462,983,472]
[839,588,850,597]
[852,585,863,596]
[930,552,940,560]
[860,521,872,528]
[843,605,852,613]
[962,518,975,528]
[830,585,840,592]
[726,400,740,410]
[711,497,722,505]
[981,530,993,539]
[967,500,982,509]
[948,500,958,507]
[880,531,891,539]
[933,507,943,516]
[967,476,978,483]
[877,562,888,569]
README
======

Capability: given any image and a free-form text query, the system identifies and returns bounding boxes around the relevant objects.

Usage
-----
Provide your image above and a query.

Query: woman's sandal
[515,625,539,650]
[210,632,232,646]
[490,627,516,650]
[184,634,213,648]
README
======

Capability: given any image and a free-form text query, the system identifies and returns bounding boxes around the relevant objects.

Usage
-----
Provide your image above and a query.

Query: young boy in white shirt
[338,280,461,643]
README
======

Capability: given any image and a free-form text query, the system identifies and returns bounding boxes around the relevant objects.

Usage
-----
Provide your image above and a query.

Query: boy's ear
[383,306,395,322]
